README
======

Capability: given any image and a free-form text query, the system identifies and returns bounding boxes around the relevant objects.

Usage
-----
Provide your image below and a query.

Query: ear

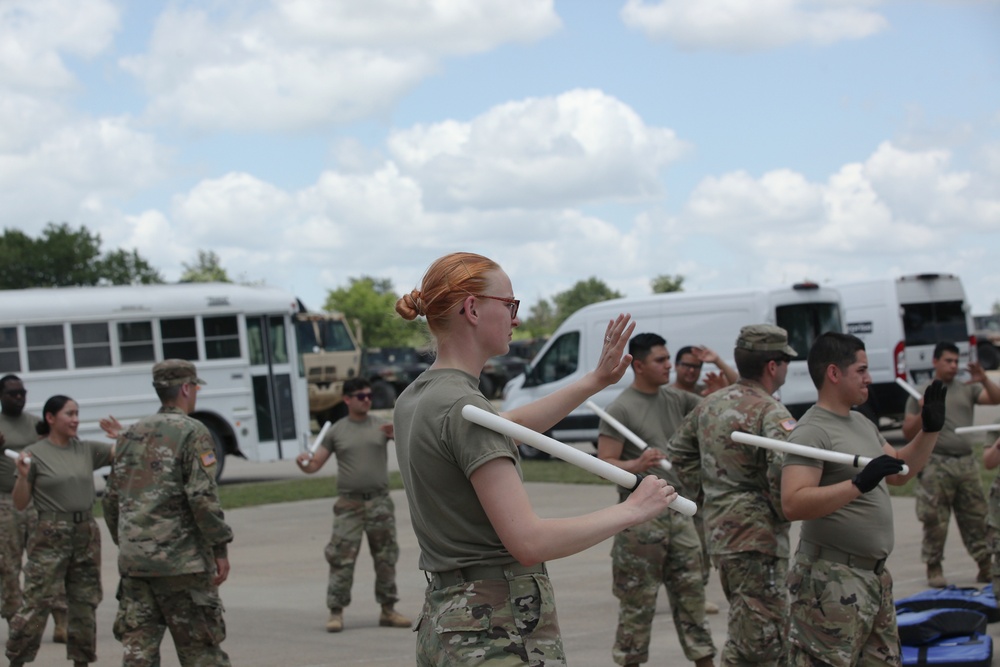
[459,295,478,322]
[825,363,841,385]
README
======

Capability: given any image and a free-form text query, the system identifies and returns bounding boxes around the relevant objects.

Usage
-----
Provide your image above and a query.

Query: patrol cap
[152,359,206,388]
[735,324,798,357]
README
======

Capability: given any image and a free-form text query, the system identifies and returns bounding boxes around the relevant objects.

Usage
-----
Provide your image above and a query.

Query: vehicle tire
[371,380,397,410]
[517,444,551,461]
[978,342,1000,371]
[478,374,495,399]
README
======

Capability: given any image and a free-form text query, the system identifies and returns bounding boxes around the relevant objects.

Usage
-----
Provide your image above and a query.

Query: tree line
[1,224,684,349]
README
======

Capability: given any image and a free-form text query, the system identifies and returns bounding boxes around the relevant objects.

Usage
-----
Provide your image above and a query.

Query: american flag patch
[780,418,797,431]
[200,451,217,467]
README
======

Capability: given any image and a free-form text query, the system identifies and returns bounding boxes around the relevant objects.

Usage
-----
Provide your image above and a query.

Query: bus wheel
[978,342,1000,371]
[371,381,397,410]
[207,427,226,481]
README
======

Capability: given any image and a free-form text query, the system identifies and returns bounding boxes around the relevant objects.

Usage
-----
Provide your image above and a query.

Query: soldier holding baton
[392,252,677,666]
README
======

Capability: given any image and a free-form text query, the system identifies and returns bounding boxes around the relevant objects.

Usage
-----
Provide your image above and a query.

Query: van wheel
[371,381,397,410]
[978,342,1000,371]
[518,444,551,461]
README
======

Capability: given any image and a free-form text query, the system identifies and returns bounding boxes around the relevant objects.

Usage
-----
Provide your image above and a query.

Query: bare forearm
[782,479,861,521]
[901,413,922,441]
[890,431,939,482]
[502,503,646,565]
[503,373,604,433]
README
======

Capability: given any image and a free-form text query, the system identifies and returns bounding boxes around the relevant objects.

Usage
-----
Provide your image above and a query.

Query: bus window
[26,324,67,371]
[161,318,198,360]
[204,316,240,359]
[268,315,289,364]
[71,323,111,368]
[776,303,842,358]
[0,327,20,372]
[118,321,155,364]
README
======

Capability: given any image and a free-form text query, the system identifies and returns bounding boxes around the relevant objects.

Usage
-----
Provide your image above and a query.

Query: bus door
[247,314,298,460]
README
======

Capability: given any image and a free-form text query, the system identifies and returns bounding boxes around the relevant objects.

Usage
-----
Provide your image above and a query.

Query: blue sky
[1,0,998,316]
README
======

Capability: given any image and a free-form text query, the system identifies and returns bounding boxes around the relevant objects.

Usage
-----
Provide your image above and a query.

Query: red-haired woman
[393,251,677,665]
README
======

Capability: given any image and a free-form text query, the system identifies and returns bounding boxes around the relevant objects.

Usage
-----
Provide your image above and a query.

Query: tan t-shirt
[0,412,40,493]
[25,437,113,513]
[393,368,519,572]
[322,414,390,494]
[784,406,894,560]
[905,379,981,456]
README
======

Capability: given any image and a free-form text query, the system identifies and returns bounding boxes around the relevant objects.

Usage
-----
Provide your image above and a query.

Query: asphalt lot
[21,402,1000,666]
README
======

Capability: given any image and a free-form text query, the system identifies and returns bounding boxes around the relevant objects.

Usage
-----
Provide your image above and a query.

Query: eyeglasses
[677,362,703,371]
[472,294,520,320]
[349,392,373,401]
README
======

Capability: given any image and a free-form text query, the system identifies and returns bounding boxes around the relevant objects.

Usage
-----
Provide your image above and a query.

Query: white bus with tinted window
[0,282,311,478]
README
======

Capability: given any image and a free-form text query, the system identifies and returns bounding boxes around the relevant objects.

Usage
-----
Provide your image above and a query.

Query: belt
[37,509,93,524]
[425,562,547,590]
[339,490,386,501]
[798,540,886,575]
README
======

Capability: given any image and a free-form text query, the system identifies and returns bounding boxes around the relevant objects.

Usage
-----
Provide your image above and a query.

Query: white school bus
[0,282,312,478]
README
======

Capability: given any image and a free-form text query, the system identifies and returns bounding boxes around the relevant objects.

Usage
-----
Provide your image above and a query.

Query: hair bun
[395,289,425,320]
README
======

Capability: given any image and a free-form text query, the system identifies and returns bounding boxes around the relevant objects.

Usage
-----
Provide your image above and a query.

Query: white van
[834,273,974,423]
[502,283,842,451]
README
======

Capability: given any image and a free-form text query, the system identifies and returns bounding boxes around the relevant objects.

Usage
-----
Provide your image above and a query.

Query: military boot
[977,559,992,584]
[379,605,411,628]
[51,609,68,643]
[326,608,343,633]
[927,562,947,588]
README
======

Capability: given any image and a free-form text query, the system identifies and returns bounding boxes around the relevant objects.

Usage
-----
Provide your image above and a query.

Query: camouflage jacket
[103,406,233,577]
[667,379,795,557]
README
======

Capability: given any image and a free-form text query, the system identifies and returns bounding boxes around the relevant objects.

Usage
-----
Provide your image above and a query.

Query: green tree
[552,277,623,326]
[0,223,162,288]
[521,298,557,337]
[180,250,231,283]
[651,273,684,293]
[323,276,423,347]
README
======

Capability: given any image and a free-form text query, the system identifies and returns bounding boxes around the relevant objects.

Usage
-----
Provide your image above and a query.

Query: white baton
[895,377,923,401]
[730,431,910,476]
[462,405,697,516]
[4,448,30,466]
[585,400,672,471]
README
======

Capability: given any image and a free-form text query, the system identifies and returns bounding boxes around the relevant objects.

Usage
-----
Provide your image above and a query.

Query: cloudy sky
[2,0,998,315]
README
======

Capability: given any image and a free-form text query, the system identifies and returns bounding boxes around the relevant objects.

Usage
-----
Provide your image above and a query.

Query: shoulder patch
[200,451,217,468]
[780,418,797,431]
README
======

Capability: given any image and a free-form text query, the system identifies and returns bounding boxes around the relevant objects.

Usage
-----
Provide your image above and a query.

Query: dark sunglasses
[349,392,373,401]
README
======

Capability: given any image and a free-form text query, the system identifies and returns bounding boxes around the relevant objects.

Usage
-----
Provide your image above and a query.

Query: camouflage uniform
[5,437,112,665]
[417,565,563,666]
[669,378,795,666]
[0,410,40,621]
[104,362,233,667]
[319,415,400,612]
[906,380,990,568]
[983,424,1000,605]
[598,385,715,666]
[326,493,400,609]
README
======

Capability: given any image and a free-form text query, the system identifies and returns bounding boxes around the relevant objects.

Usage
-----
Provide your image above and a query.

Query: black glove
[921,379,947,433]
[852,454,904,493]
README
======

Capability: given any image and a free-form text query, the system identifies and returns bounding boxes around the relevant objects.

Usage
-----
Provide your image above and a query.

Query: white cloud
[0,0,119,91]
[120,0,560,132]
[620,0,888,51]
[387,89,689,210]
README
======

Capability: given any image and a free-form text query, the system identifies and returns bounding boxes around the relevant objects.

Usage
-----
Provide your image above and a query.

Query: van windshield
[776,303,842,358]
[524,331,580,387]
[902,301,968,345]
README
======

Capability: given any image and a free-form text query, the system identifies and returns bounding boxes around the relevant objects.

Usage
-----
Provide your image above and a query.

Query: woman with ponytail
[393,252,678,665]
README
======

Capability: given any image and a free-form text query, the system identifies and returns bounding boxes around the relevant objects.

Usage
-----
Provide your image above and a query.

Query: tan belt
[37,509,93,524]
[798,540,886,574]
[425,562,547,590]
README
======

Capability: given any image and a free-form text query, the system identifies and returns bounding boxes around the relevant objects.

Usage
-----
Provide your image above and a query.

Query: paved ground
[21,402,1000,666]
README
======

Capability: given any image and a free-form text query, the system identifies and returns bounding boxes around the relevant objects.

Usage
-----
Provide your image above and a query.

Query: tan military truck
[295,311,363,425]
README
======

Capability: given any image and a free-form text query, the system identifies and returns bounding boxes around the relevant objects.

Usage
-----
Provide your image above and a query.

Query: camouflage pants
[0,495,68,620]
[325,492,400,610]
[714,552,787,666]
[786,553,900,667]
[415,571,565,666]
[610,509,714,665]
[915,453,989,565]
[114,573,229,667]
[5,517,103,664]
